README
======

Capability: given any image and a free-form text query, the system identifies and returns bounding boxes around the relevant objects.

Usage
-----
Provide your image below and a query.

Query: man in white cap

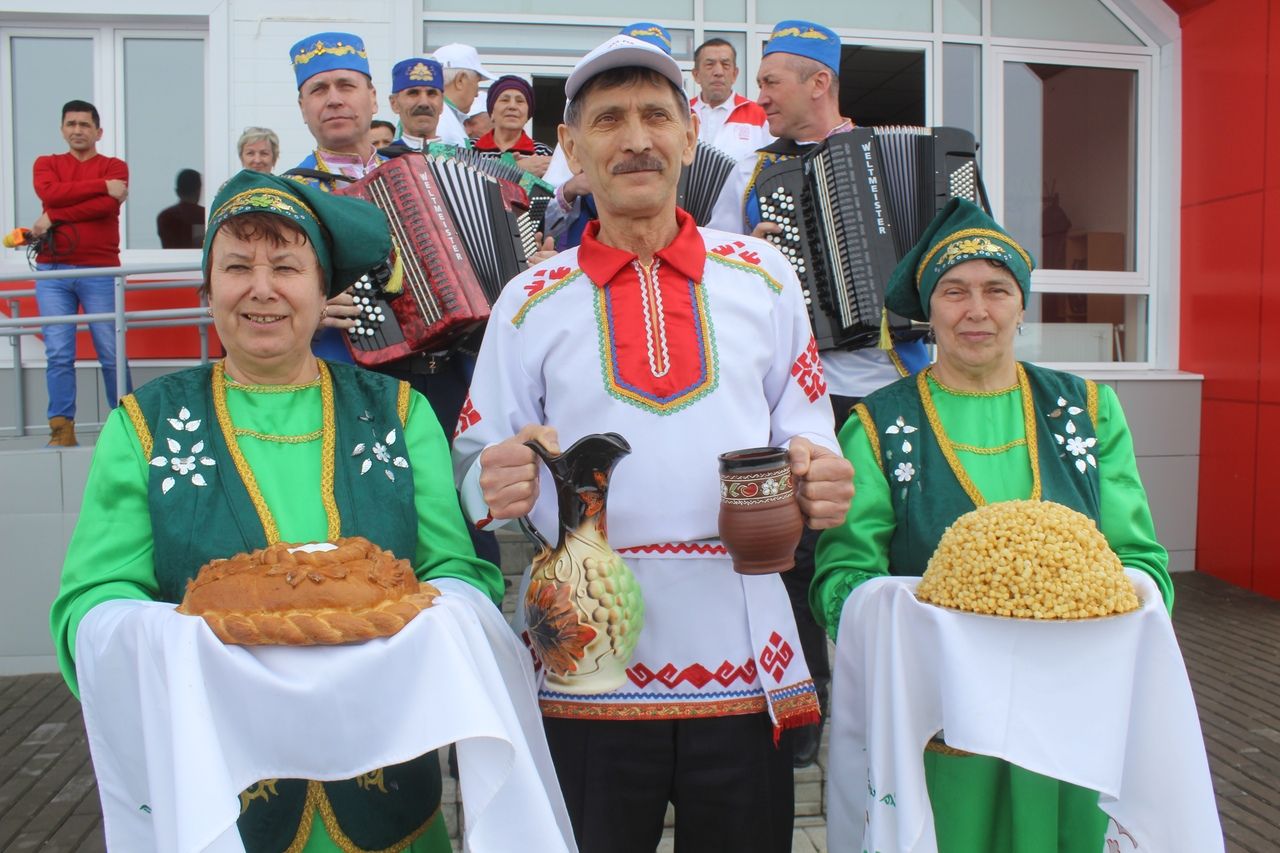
[432,42,496,146]
[453,33,852,853]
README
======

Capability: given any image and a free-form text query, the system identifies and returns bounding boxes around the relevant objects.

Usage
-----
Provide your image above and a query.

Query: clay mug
[717,446,804,574]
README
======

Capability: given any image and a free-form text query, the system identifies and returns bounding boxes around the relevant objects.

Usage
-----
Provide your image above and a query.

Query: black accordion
[677,141,738,226]
[755,126,985,351]
[336,153,536,366]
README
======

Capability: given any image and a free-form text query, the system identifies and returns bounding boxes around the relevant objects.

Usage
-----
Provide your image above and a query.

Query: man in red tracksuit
[30,99,131,446]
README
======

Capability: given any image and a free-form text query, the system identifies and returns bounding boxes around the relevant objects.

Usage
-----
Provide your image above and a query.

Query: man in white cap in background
[432,42,496,146]
[453,32,851,853]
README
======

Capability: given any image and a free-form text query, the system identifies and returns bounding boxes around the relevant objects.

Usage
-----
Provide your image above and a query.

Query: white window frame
[419,2,1172,370]
[0,26,107,241]
[985,45,1157,370]
[0,21,207,254]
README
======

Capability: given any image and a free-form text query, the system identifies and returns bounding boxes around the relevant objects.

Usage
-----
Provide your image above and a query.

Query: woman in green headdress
[50,170,505,853]
[811,198,1174,853]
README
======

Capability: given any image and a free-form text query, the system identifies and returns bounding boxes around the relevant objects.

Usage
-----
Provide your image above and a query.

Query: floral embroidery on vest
[1048,394,1098,473]
[148,406,216,494]
[883,415,919,484]
[351,410,409,482]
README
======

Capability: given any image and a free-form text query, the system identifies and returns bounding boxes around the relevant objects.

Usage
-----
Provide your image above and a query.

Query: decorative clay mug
[717,446,804,574]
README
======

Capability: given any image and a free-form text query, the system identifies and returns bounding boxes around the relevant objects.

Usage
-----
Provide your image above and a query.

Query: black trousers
[542,714,795,853]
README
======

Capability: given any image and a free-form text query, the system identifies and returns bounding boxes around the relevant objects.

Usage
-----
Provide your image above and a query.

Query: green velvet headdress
[203,170,391,298]
[884,198,1035,322]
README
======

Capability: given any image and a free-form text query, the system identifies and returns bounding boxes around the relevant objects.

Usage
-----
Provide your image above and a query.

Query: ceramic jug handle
[517,437,557,551]
[517,516,551,551]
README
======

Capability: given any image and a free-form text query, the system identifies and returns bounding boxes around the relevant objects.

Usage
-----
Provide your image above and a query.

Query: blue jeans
[35,264,133,419]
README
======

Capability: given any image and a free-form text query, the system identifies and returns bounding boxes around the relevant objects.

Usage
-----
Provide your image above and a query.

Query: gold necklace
[212,360,341,543]
[918,363,1041,507]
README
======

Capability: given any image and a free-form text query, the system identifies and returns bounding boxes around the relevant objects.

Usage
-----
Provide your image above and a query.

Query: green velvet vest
[859,362,1101,576]
[124,360,440,853]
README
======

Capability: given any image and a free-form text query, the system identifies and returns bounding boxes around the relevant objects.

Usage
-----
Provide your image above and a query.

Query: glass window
[425,23,697,61]
[755,0,931,32]
[943,0,981,36]
[1017,294,1148,362]
[838,45,926,127]
[122,37,205,251]
[530,74,567,146]
[704,0,746,23]
[992,0,1141,46]
[1002,62,1137,272]
[424,0,695,17]
[10,36,95,231]
[942,43,981,144]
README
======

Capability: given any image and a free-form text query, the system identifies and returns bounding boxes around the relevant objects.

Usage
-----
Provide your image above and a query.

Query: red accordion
[335,153,535,366]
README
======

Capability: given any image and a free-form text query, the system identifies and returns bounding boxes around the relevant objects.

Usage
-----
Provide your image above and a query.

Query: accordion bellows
[756,126,984,351]
[915,500,1140,619]
[177,537,440,645]
[335,154,534,364]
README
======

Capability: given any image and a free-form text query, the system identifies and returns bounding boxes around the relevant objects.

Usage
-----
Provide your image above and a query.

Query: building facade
[5,1,1265,597]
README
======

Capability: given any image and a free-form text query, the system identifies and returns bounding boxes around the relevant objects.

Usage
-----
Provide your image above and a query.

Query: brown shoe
[47,416,78,447]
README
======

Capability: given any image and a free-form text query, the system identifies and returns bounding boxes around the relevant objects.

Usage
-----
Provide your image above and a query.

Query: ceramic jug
[520,432,645,694]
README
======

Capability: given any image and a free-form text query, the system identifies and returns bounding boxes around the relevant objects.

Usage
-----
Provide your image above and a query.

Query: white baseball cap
[432,43,496,80]
[564,35,684,103]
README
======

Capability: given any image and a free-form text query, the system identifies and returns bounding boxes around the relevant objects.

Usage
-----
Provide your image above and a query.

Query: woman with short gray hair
[236,126,279,173]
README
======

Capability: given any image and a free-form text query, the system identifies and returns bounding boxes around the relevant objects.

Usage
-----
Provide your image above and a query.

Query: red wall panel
[1197,399,1258,588]
[1180,194,1264,402]
[1258,189,1280,402]
[1252,404,1280,596]
[1180,0,1269,206]
[1268,1,1280,193]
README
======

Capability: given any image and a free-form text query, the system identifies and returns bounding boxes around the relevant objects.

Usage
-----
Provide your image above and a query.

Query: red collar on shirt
[578,208,706,286]
[474,129,536,154]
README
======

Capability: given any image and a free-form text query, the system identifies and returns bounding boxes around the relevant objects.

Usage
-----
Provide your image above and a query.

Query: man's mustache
[611,156,665,174]
[410,105,436,117]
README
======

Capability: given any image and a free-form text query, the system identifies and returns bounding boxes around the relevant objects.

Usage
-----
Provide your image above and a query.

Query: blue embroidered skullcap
[392,57,443,93]
[762,20,841,73]
[619,22,674,55]
[290,32,371,89]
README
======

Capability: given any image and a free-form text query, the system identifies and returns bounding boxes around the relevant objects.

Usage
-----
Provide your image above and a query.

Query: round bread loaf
[915,500,1140,619]
[177,536,439,645]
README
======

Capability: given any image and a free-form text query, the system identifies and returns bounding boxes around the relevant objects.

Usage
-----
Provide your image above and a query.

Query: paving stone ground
[3,570,1274,852]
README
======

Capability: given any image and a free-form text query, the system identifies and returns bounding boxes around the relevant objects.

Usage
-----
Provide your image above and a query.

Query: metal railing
[0,262,211,437]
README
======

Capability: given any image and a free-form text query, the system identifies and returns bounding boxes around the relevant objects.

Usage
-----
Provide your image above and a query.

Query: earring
[320,306,328,320]
[205,306,213,317]
[1017,323,1024,336]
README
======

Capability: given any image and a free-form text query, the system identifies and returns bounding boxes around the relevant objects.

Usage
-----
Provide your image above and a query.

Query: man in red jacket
[30,100,131,447]
[690,37,774,162]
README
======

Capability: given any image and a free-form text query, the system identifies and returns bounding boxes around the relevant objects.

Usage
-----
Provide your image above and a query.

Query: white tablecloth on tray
[826,570,1223,853]
[75,579,576,853]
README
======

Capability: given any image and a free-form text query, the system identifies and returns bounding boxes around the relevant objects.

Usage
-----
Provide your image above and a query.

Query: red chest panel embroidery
[597,259,717,414]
